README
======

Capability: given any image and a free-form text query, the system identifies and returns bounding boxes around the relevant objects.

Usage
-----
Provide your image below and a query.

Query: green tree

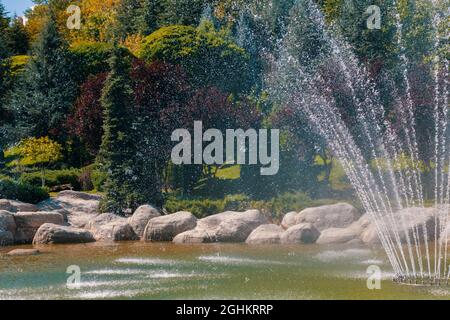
[98,48,138,214]
[114,0,163,40]
[139,23,252,93]
[6,16,30,55]
[5,136,62,187]
[0,2,11,167]
[8,14,76,139]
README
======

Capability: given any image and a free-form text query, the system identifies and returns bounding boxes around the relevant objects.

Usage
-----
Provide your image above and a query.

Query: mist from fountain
[257,0,449,284]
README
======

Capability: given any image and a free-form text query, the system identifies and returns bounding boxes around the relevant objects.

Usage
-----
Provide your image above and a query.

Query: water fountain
[262,0,449,285]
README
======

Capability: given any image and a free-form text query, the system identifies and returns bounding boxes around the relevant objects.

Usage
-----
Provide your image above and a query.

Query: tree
[6,17,30,55]
[98,48,138,214]
[114,0,163,41]
[0,2,11,167]
[139,23,252,93]
[5,137,62,187]
[67,73,107,158]
[9,15,76,140]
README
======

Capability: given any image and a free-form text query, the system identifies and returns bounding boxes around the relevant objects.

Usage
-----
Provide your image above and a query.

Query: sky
[2,0,34,16]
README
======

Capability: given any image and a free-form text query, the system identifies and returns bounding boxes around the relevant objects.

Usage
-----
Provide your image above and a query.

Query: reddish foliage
[66,73,107,156]
[67,58,262,158]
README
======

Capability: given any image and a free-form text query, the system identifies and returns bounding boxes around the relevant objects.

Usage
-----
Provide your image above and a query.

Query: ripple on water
[198,255,291,266]
[314,249,373,262]
[115,257,182,266]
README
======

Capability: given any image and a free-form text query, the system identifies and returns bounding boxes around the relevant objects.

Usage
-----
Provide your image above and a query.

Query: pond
[0,242,449,300]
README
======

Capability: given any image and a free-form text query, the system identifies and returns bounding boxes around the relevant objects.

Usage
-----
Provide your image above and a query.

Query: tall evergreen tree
[8,14,75,139]
[98,48,138,214]
[7,16,30,55]
[114,0,163,41]
[0,32,11,168]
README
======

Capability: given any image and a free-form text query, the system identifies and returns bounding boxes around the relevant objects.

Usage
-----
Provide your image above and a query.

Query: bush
[164,197,225,218]
[91,169,107,192]
[163,192,337,220]
[0,179,49,204]
[78,166,94,191]
[20,169,81,190]
[10,55,30,76]
[139,24,252,93]
[70,42,132,82]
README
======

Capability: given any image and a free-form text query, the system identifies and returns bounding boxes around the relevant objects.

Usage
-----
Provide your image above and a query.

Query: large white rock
[86,212,126,230]
[173,210,268,243]
[92,220,138,242]
[280,223,320,244]
[143,211,196,241]
[38,191,101,214]
[13,212,65,244]
[0,210,16,234]
[0,199,38,212]
[33,223,95,244]
[281,211,298,229]
[360,208,438,244]
[0,230,14,246]
[128,205,161,238]
[281,203,360,231]
[317,214,372,244]
[246,224,284,244]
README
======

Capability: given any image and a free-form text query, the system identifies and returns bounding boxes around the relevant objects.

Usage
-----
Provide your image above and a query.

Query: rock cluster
[1,192,448,249]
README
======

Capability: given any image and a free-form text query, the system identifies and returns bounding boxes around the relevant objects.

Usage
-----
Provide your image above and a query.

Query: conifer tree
[98,48,137,214]
[9,14,75,139]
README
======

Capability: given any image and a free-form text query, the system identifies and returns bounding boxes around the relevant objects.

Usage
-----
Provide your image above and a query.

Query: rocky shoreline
[0,191,448,250]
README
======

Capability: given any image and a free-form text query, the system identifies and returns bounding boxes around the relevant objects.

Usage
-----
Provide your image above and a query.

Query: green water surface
[0,242,449,300]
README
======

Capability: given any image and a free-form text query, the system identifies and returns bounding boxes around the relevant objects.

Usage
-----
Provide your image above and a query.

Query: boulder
[173,228,212,244]
[0,210,16,234]
[281,203,360,231]
[280,223,320,244]
[128,205,161,238]
[143,211,196,241]
[86,212,126,230]
[246,224,284,244]
[174,210,268,243]
[281,211,298,229]
[316,214,372,245]
[13,212,65,244]
[33,223,95,244]
[360,208,437,244]
[6,249,41,256]
[0,200,13,212]
[92,220,138,242]
[316,227,360,244]
[38,191,100,214]
[0,199,38,212]
[0,230,14,246]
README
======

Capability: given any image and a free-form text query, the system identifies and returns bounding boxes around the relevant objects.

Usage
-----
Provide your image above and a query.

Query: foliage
[0,179,49,204]
[9,55,30,76]
[66,73,107,157]
[5,137,63,168]
[9,16,76,139]
[69,42,131,82]
[6,17,30,55]
[139,23,252,93]
[19,168,81,190]
[98,48,142,214]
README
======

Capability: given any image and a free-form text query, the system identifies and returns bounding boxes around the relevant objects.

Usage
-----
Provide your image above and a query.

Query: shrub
[91,169,107,192]
[20,169,81,190]
[70,42,132,82]
[139,24,252,93]
[10,55,30,76]
[164,197,225,218]
[78,166,94,191]
[163,192,335,220]
[0,179,49,204]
